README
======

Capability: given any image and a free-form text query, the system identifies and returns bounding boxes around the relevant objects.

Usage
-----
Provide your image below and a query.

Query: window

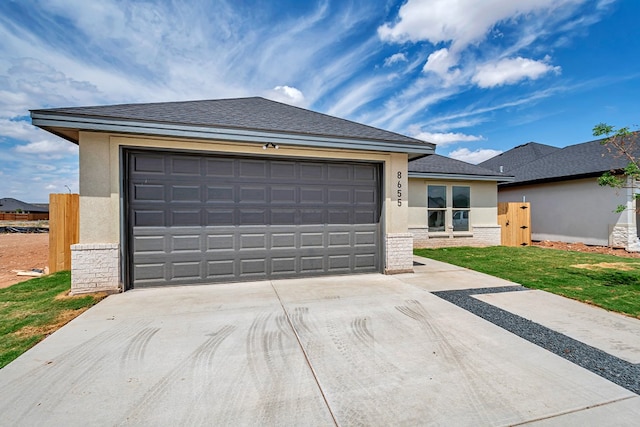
[427,185,471,232]
[452,186,470,231]
[428,185,446,232]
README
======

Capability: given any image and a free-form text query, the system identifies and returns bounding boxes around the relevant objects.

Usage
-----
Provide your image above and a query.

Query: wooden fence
[0,213,49,221]
[498,202,531,247]
[49,194,79,273]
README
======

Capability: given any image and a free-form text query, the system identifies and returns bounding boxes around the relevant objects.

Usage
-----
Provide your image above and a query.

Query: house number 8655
[397,171,402,207]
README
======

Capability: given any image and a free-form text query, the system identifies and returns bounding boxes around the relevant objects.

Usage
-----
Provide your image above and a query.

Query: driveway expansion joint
[432,286,640,395]
[269,282,340,427]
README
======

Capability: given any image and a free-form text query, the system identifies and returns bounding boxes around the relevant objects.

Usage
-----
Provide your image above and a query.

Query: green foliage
[415,246,640,318]
[0,272,105,368]
[593,122,639,212]
[597,171,625,188]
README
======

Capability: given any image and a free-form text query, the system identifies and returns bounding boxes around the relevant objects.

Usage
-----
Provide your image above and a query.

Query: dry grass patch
[571,262,638,271]
[13,308,90,338]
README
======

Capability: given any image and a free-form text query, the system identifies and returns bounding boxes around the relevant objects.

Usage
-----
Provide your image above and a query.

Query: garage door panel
[171,185,201,201]
[134,155,165,174]
[271,257,297,273]
[134,184,165,201]
[270,162,296,178]
[207,234,234,250]
[207,186,234,202]
[299,163,324,180]
[207,260,234,278]
[128,151,381,287]
[206,209,234,225]
[171,157,201,175]
[301,256,324,272]
[206,158,235,177]
[171,235,201,252]
[271,187,296,203]
[328,232,350,247]
[328,164,350,180]
[239,234,267,250]
[134,263,166,282]
[239,160,267,178]
[171,262,201,279]
[328,189,351,204]
[171,210,201,226]
[300,187,325,204]
[355,254,376,269]
[328,255,350,270]
[135,210,165,227]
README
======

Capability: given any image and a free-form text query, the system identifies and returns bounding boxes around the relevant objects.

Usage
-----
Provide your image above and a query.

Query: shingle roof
[499,134,640,186]
[31,97,429,146]
[0,198,49,213]
[408,154,513,181]
[478,142,560,173]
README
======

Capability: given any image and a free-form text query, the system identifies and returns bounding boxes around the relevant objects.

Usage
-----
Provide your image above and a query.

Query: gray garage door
[125,150,381,288]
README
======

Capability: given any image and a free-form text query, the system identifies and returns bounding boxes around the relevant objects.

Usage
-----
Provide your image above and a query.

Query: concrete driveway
[1,257,639,426]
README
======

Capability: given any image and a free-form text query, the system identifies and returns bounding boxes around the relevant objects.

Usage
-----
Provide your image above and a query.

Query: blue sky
[1,0,638,202]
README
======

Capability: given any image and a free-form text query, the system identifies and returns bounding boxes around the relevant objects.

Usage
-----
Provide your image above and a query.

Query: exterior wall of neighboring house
[408,178,501,248]
[498,176,640,250]
[72,131,414,293]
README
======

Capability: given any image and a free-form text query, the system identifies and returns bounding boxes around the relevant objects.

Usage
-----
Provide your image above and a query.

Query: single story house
[408,154,513,248]
[479,137,640,251]
[0,198,49,214]
[31,97,435,294]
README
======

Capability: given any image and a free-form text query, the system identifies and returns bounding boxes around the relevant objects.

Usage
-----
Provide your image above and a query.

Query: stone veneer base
[70,243,121,295]
[385,233,414,274]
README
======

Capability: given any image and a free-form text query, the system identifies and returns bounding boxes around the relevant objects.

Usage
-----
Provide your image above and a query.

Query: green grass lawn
[0,271,106,368]
[415,246,640,318]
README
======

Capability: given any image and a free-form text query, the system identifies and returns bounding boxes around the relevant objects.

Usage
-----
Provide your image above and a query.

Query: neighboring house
[0,198,49,214]
[0,197,49,213]
[31,97,435,294]
[479,137,640,251]
[408,154,513,248]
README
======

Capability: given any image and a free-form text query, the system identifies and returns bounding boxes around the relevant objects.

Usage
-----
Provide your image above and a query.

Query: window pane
[453,186,470,208]
[452,210,469,231]
[428,210,445,231]
[428,186,446,208]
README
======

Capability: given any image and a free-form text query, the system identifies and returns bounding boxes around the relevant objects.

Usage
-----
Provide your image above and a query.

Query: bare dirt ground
[533,240,640,258]
[0,233,49,289]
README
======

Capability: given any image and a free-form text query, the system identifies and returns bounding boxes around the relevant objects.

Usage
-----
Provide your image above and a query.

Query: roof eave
[31,112,435,157]
[499,171,608,187]
[408,172,514,182]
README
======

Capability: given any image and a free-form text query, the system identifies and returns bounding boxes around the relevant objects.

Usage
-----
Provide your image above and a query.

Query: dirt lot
[0,233,49,289]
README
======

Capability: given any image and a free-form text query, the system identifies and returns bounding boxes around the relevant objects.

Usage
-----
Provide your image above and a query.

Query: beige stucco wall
[407,178,499,229]
[498,177,637,246]
[77,131,409,244]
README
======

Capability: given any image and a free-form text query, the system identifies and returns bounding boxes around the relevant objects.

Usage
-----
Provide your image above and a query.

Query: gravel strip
[433,286,640,395]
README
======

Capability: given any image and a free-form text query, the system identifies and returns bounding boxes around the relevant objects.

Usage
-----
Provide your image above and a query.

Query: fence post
[49,193,79,273]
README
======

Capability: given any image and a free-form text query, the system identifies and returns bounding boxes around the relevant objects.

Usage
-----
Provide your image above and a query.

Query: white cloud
[14,139,78,159]
[448,148,503,164]
[383,53,407,67]
[423,48,456,75]
[267,86,306,106]
[413,131,485,147]
[422,48,463,86]
[378,0,585,48]
[472,57,561,88]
